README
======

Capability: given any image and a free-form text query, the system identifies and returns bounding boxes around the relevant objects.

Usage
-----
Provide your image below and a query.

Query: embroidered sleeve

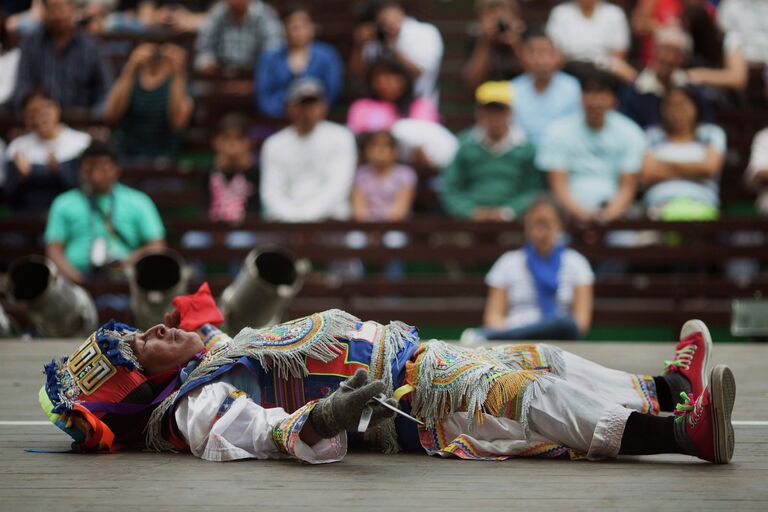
[272,400,347,464]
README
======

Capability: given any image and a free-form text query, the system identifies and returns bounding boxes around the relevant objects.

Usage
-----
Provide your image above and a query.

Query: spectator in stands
[717,0,768,66]
[460,196,594,344]
[44,139,165,285]
[619,26,713,128]
[347,56,438,134]
[545,0,633,81]
[538,69,645,223]
[4,90,90,213]
[440,81,543,221]
[683,4,748,93]
[255,4,342,118]
[0,8,21,109]
[13,0,113,115]
[462,0,525,88]
[745,126,768,216]
[350,0,443,101]
[352,131,416,222]
[640,87,725,220]
[260,78,356,222]
[194,0,283,75]
[104,42,193,163]
[207,113,258,223]
[511,28,582,147]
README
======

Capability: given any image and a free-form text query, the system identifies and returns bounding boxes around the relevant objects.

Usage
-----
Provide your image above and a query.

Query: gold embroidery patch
[66,335,117,395]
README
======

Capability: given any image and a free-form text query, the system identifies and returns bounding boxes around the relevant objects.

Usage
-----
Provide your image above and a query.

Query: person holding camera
[349,0,443,101]
[44,139,165,285]
[463,0,525,88]
[104,41,193,163]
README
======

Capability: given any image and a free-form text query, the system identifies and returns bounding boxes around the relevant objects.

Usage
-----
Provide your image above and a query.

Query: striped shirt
[194,1,283,72]
[14,28,113,112]
[114,77,180,161]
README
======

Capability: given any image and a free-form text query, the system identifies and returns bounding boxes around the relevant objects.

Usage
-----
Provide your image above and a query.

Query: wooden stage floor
[1,340,766,511]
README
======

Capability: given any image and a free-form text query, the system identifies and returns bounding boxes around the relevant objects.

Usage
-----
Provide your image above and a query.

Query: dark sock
[619,412,685,455]
[654,373,692,412]
[653,376,674,412]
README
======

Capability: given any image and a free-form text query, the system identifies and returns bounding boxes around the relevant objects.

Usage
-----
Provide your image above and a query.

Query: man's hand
[163,309,181,328]
[308,369,397,438]
[126,43,155,74]
[13,153,32,178]
[163,44,187,76]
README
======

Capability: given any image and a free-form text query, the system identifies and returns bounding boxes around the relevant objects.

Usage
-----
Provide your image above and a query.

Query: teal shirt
[439,128,545,218]
[536,111,646,210]
[44,183,165,272]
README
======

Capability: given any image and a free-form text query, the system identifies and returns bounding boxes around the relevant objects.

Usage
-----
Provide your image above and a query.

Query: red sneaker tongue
[681,331,704,346]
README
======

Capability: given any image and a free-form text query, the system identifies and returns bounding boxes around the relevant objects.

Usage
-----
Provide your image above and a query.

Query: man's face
[82,155,120,195]
[287,98,327,134]
[582,89,615,127]
[285,10,314,48]
[129,324,204,376]
[44,0,76,34]
[522,36,560,78]
[227,0,250,17]
[655,41,687,75]
[477,104,511,140]
[376,6,405,38]
[24,96,60,138]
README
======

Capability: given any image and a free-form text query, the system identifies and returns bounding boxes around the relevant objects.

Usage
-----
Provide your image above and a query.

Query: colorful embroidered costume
[40,302,662,463]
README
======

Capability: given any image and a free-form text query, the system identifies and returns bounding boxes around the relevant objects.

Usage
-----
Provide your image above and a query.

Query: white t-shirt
[644,124,726,208]
[260,120,356,222]
[719,0,768,64]
[0,48,20,107]
[485,248,594,328]
[546,1,630,65]
[6,126,92,165]
[363,17,444,101]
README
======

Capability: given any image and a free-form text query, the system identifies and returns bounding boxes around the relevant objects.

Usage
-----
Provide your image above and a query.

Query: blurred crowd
[1,0,767,338]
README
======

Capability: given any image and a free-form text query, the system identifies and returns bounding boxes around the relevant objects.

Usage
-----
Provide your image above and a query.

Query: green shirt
[44,183,165,272]
[439,127,545,218]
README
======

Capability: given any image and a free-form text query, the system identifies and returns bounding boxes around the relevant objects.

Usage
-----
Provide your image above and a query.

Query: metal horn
[220,246,311,334]
[7,256,97,337]
[127,249,190,329]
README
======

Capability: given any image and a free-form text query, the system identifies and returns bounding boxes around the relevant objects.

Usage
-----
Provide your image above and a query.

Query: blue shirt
[255,42,343,117]
[536,111,646,210]
[510,72,582,146]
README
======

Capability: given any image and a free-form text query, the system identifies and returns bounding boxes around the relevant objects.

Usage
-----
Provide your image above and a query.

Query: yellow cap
[475,81,514,107]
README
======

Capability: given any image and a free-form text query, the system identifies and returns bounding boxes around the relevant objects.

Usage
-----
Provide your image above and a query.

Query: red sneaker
[663,319,713,398]
[674,365,736,463]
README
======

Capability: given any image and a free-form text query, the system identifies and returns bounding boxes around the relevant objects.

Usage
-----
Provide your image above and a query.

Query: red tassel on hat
[172,282,224,331]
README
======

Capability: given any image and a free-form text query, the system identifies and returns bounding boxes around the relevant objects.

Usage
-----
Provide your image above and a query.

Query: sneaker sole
[710,365,736,464]
[680,319,713,392]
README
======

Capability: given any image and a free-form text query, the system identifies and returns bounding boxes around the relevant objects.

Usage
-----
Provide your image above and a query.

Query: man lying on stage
[40,282,736,464]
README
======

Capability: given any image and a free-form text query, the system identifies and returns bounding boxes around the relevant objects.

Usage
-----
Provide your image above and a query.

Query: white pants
[425,348,658,460]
